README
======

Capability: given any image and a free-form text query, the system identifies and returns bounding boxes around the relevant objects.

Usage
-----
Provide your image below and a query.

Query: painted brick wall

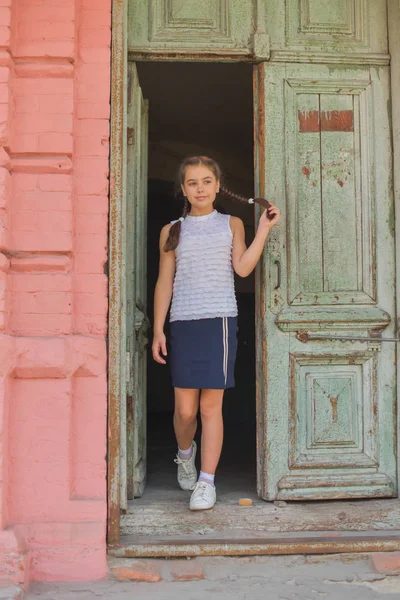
[0,0,111,584]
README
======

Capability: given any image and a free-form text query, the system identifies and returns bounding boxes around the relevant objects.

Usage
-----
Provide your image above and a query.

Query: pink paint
[0,0,111,586]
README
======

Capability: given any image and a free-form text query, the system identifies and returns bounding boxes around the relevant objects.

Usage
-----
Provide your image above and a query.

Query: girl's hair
[164,155,270,252]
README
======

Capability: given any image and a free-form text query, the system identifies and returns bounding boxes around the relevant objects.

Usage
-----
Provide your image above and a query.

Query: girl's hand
[258,202,280,233]
[152,332,167,365]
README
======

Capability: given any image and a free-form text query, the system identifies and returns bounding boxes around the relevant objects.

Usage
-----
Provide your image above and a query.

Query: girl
[152,156,280,511]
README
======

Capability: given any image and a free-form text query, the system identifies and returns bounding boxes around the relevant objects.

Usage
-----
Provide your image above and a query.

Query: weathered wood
[126,64,149,501]
[108,0,128,544]
[128,0,255,57]
[257,60,396,501]
[111,529,400,558]
[387,0,400,507]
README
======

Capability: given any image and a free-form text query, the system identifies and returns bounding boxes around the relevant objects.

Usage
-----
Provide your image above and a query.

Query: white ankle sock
[178,444,193,460]
[198,471,215,486]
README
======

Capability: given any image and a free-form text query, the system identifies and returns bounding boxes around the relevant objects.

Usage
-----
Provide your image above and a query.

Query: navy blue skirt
[170,317,238,389]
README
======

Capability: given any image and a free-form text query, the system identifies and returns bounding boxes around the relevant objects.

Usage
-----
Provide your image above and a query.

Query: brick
[12,135,39,153]
[70,377,107,498]
[75,214,107,234]
[80,26,111,48]
[10,313,72,335]
[11,273,71,293]
[14,78,73,97]
[39,94,73,114]
[75,119,109,137]
[38,174,72,192]
[80,9,111,28]
[15,40,74,59]
[77,103,110,120]
[371,552,400,574]
[112,562,162,583]
[0,26,10,47]
[82,0,111,9]
[79,47,111,65]
[73,274,107,295]
[38,133,73,153]
[17,21,74,43]
[74,176,109,196]
[78,82,110,104]
[8,379,71,521]
[75,136,109,157]
[11,255,71,273]
[11,291,72,314]
[0,168,11,207]
[170,560,204,581]
[15,113,73,134]
[74,292,107,315]
[74,253,107,275]
[74,313,107,337]
[18,5,73,22]
[75,233,107,255]
[15,190,72,212]
[76,195,108,214]
[0,84,9,104]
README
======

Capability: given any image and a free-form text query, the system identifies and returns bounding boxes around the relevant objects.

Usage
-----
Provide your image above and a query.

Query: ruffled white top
[170,210,238,322]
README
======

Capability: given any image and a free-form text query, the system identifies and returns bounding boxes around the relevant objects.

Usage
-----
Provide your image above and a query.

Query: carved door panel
[128,0,265,58]
[254,62,397,501]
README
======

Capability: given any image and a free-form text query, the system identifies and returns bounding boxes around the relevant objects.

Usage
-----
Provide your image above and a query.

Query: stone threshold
[109,530,400,558]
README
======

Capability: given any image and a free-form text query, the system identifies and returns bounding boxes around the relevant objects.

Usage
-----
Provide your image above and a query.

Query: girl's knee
[175,405,197,424]
[200,397,223,420]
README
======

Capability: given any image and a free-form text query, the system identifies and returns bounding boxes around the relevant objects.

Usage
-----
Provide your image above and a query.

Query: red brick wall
[0,0,111,584]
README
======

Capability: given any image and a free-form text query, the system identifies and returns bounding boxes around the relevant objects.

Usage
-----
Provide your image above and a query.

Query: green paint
[125,63,149,499]
[259,60,397,502]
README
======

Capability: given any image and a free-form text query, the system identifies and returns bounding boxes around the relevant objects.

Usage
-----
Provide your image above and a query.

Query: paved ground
[26,554,400,599]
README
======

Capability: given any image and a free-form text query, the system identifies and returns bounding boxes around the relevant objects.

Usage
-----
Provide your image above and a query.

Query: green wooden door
[125,62,149,501]
[254,61,397,500]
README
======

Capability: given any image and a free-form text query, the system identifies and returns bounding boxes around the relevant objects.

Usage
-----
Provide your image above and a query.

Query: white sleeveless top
[170,210,238,322]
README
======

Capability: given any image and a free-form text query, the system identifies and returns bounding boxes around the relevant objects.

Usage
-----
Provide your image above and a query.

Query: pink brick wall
[0,0,111,584]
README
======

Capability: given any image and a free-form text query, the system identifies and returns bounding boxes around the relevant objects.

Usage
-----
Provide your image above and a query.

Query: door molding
[108,0,400,545]
[108,0,128,545]
[388,0,400,497]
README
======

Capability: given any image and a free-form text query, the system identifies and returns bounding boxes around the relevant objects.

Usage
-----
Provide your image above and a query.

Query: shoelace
[195,482,210,498]
[174,456,193,476]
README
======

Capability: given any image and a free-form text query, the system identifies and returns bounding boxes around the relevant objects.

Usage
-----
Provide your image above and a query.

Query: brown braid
[163,156,272,252]
[164,196,190,252]
[220,186,272,211]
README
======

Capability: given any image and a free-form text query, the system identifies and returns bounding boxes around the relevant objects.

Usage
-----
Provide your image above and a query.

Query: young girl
[152,156,280,511]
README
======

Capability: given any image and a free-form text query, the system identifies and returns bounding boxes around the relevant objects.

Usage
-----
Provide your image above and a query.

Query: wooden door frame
[107,0,265,546]
[108,0,400,546]
[388,0,400,498]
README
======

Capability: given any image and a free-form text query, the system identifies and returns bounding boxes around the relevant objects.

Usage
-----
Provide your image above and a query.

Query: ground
[25,554,400,599]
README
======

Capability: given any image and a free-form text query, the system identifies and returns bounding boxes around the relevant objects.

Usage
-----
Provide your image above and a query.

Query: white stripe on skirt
[222,317,229,385]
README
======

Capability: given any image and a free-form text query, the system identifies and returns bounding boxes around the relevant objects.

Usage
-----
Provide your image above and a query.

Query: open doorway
[130,62,256,525]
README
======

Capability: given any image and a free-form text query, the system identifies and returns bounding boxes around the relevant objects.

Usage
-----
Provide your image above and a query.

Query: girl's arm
[231,202,280,278]
[152,224,176,365]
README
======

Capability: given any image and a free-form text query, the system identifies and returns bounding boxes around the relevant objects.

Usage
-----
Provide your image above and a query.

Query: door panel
[254,62,397,501]
[128,0,256,57]
[126,62,149,501]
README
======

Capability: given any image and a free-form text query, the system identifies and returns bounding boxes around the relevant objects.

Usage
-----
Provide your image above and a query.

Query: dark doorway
[128,62,256,528]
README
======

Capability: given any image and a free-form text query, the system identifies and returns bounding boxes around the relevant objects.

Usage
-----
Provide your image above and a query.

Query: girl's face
[181,165,219,213]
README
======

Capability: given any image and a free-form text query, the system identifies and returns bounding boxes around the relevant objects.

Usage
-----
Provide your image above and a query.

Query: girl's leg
[199,388,224,475]
[173,387,199,450]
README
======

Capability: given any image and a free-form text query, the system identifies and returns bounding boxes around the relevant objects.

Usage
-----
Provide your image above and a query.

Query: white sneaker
[174,441,197,491]
[189,481,216,511]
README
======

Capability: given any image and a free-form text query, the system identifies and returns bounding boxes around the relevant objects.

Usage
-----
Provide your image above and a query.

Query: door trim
[388,0,400,502]
[108,0,400,546]
[108,0,128,545]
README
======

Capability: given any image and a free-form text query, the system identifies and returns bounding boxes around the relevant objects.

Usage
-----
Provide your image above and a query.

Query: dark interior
[138,62,257,497]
